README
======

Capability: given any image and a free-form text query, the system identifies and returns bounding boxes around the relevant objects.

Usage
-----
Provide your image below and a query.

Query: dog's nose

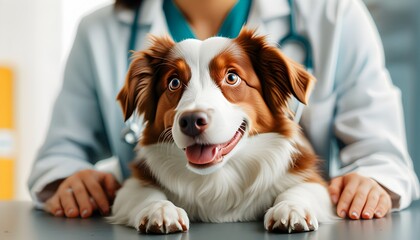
[179,111,209,137]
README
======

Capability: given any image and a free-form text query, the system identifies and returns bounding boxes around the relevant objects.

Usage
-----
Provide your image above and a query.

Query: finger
[336,178,360,218]
[58,186,79,218]
[328,177,344,205]
[348,180,373,220]
[89,196,99,210]
[362,188,381,219]
[44,195,64,217]
[70,180,93,218]
[83,176,110,215]
[374,193,392,218]
[103,173,121,201]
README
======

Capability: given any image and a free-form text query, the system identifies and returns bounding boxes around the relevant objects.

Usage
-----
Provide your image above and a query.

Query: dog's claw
[136,201,190,234]
[264,201,318,233]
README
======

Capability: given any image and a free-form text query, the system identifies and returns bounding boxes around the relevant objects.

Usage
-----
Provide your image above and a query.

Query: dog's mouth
[184,121,247,168]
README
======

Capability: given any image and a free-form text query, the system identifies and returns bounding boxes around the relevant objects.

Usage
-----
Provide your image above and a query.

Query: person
[28,0,419,220]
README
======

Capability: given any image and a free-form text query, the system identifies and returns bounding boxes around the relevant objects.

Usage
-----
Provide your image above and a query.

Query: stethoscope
[121,0,313,145]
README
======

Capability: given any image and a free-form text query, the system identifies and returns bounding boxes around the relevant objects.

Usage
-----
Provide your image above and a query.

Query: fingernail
[67,208,74,215]
[81,209,88,218]
[375,211,382,218]
[351,212,359,219]
[363,212,371,219]
[55,210,63,216]
[340,211,346,218]
[331,195,338,204]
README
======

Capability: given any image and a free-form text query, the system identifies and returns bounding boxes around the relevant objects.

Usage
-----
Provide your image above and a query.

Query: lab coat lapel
[256,0,290,22]
[246,0,290,34]
[147,1,170,43]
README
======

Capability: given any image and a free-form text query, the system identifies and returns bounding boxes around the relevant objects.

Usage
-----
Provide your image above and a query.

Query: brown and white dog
[109,28,335,234]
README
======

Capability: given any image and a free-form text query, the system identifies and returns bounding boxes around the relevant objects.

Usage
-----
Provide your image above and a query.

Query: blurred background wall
[0,0,419,200]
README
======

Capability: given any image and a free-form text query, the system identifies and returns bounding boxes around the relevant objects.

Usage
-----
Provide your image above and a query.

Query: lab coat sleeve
[27,17,112,209]
[332,0,420,210]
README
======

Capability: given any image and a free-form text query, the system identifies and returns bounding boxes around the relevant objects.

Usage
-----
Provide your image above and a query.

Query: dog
[109,28,335,234]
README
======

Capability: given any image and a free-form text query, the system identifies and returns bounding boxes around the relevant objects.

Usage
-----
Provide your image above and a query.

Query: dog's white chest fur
[141,133,301,222]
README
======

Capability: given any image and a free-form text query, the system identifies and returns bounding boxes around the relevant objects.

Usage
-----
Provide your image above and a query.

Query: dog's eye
[168,78,182,91]
[225,72,241,86]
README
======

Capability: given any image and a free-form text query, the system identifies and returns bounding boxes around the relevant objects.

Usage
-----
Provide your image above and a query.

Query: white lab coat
[28,0,419,210]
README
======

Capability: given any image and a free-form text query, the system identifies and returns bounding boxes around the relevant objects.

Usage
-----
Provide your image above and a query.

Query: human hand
[328,173,392,220]
[44,169,121,218]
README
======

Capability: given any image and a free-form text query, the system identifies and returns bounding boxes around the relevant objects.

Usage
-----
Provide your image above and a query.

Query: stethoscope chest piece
[121,112,143,145]
[120,122,140,145]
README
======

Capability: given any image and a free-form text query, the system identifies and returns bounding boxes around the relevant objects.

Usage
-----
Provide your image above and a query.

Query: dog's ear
[235,28,315,113]
[117,54,143,121]
[117,35,175,121]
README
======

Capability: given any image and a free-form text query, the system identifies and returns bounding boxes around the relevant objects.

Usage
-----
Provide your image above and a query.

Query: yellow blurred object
[0,67,15,200]
[0,159,14,199]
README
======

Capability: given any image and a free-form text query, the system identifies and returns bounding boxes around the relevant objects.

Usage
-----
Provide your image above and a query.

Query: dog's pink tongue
[185,144,219,165]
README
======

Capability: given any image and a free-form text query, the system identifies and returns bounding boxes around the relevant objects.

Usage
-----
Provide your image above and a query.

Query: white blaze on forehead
[198,36,233,71]
[172,39,202,70]
[173,37,233,110]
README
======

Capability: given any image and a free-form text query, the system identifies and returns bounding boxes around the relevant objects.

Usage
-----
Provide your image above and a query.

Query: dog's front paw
[136,200,189,234]
[264,201,318,233]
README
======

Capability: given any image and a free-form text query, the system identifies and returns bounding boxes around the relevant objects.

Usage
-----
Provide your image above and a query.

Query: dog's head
[118,28,315,175]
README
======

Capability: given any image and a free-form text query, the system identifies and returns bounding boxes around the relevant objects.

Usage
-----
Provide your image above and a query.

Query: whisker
[159,133,173,154]
[158,127,174,144]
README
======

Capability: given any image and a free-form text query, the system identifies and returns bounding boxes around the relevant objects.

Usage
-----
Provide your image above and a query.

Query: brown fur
[289,142,326,186]
[117,36,175,122]
[130,160,159,187]
[225,28,316,139]
[209,46,278,136]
